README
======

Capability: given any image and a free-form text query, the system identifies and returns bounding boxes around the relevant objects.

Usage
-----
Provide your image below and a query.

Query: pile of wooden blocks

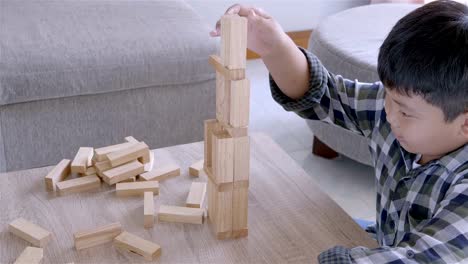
[205,14,250,239]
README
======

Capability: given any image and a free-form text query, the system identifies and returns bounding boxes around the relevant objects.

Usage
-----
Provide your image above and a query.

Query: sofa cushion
[0,0,218,106]
[309,4,419,83]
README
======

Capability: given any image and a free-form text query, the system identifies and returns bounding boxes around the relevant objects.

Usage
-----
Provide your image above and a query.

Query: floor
[246,59,376,221]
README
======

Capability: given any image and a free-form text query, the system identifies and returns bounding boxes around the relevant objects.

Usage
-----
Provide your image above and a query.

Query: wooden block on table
[56,175,101,196]
[209,55,245,80]
[186,182,207,208]
[9,218,52,248]
[113,231,161,261]
[229,78,250,127]
[212,130,234,184]
[83,166,96,176]
[116,181,159,197]
[44,159,71,191]
[94,141,135,162]
[207,178,233,239]
[232,186,248,238]
[106,142,149,167]
[139,164,180,182]
[158,205,204,225]
[144,192,154,228]
[14,246,43,264]
[144,151,155,172]
[189,160,204,177]
[119,176,136,183]
[71,147,93,174]
[73,222,122,250]
[102,160,144,185]
[220,14,247,70]
[94,160,112,173]
[205,166,249,192]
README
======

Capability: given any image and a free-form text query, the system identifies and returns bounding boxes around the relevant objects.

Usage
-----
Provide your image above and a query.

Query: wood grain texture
[209,55,245,80]
[220,14,247,69]
[229,78,250,127]
[71,147,93,174]
[8,218,52,248]
[116,181,159,197]
[101,160,144,185]
[73,222,122,250]
[56,175,101,196]
[186,182,207,208]
[0,133,378,263]
[44,159,71,191]
[14,246,43,264]
[139,164,180,182]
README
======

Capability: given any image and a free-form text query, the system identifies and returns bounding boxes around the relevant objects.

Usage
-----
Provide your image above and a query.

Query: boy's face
[384,88,468,161]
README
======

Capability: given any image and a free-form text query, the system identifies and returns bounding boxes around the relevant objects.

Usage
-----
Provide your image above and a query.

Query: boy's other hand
[209,4,288,58]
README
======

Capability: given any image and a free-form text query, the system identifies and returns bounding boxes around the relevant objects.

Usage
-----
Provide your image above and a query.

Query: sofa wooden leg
[312,136,339,159]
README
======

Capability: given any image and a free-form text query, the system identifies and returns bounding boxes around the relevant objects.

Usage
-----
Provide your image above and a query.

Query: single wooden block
[186,182,207,208]
[208,55,245,80]
[124,136,139,143]
[204,119,219,170]
[216,72,230,125]
[212,130,234,184]
[144,192,154,228]
[44,159,71,191]
[189,160,204,177]
[232,186,248,237]
[102,160,144,185]
[73,222,122,250]
[220,14,247,70]
[14,246,43,264]
[94,141,135,162]
[106,142,149,167]
[114,231,161,261]
[139,164,180,182]
[56,175,101,196]
[83,166,96,176]
[71,147,93,174]
[9,218,52,248]
[119,176,136,183]
[94,160,112,173]
[223,124,248,138]
[229,78,250,127]
[207,178,233,239]
[158,205,204,225]
[116,181,159,197]
[144,151,155,172]
[233,136,250,182]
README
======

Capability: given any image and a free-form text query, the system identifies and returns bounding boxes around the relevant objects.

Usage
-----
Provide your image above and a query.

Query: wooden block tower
[205,14,250,239]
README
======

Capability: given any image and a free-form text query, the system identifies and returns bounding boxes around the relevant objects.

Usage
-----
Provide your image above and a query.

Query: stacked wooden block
[205,14,250,239]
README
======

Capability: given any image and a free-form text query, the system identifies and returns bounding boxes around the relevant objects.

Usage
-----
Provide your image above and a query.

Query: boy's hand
[209,4,288,58]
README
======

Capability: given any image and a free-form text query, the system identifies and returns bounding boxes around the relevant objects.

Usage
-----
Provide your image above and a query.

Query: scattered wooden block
[139,164,180,182]
[106,142,149,167]
[209,54,245,80]
[119,176,136,183]
[189,160,204,177]
[229,78,250,127]
[102,160,144,185]
[44,159,71,191]
[144,150,155,172]
[116,181,159,197]
[113,231,161,261]
[73,222,122,250]
[158,205,204,225]
[94,160,112,173]
[71,147,93,174]
[56,175,101,196]
[94,141,135,162]
[14,246,43,264]
[212,130,234,184]
[124,136,139,143]
[186,182,207,208]
[9,218,52,248]
[220,14,247,70]
[83,166,96,176]
[144,192,154,228]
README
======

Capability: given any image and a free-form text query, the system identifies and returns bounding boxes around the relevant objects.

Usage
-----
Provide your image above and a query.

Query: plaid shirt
[270,48,468,264]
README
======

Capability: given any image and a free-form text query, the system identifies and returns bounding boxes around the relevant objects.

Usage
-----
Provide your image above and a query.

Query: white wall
[186,0,370,32]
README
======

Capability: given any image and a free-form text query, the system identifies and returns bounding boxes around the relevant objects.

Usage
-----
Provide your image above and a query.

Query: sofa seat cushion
[0,0,218,106]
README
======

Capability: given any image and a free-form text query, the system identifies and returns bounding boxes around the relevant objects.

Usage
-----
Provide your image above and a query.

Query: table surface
[0,133,378,263]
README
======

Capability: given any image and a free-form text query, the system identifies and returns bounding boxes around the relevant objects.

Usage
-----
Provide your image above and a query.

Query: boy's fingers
[226,4,241,15]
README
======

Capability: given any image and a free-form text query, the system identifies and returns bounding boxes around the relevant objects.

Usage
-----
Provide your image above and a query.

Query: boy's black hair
[378,0,468,122]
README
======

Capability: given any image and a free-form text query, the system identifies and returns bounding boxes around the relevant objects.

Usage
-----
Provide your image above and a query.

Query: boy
[210,1,467,263]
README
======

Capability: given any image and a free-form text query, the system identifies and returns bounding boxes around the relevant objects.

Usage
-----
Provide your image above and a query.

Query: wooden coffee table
[0,133,377,263]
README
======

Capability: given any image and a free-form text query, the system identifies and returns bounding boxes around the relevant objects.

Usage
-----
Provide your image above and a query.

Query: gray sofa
[307,4,420,166]
[0,0,218,172]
